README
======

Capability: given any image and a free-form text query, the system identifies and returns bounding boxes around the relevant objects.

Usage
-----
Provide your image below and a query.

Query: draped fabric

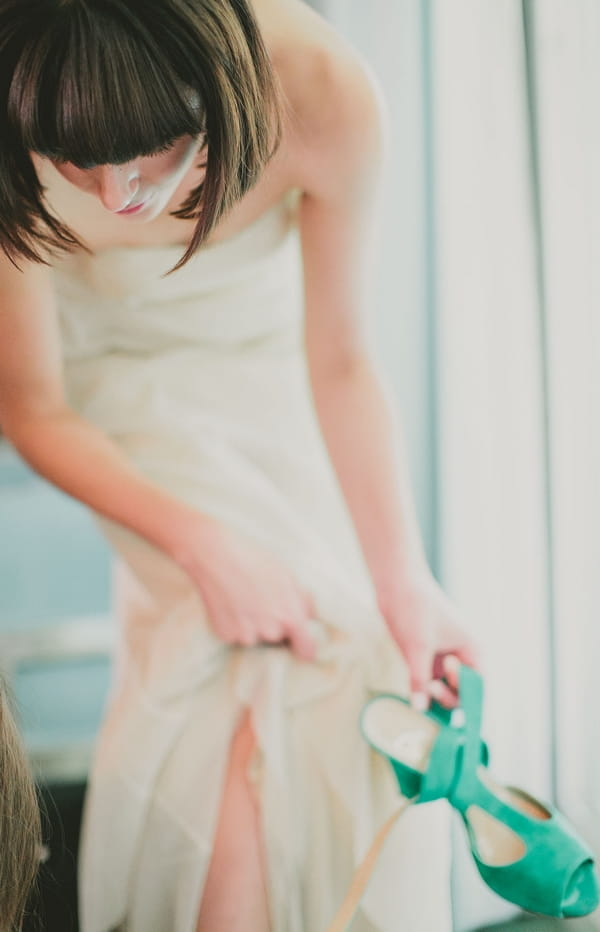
[53,196,453,932]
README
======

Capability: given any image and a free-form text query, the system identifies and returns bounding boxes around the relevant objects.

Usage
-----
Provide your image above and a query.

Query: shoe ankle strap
[418,664,488,806]
[457,663,485,775]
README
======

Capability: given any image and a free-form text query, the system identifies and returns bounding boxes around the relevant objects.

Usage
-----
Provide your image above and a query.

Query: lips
[116,199,148,215]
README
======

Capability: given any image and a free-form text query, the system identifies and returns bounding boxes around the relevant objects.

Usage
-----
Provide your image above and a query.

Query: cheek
[53,163,98,194]
[142,139,204,184]
[144,160,182,185]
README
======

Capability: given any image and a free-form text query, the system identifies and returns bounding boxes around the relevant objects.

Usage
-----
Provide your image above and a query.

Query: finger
[236,629,259,648]
[428,678,460,709]
[204,602,236,645]
[258,620,285,645]
[286,620,316,662]
[404,638,434,711]
[442,647,484,691]
[439,653,461,691]
[232,613,260,648]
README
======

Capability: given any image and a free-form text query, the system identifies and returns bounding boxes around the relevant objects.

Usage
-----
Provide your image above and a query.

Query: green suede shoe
[360,663,600,918]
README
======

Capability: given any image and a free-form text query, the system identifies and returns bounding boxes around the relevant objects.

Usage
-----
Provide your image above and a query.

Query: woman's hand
[378,570,483,711]
[174,515,317,661]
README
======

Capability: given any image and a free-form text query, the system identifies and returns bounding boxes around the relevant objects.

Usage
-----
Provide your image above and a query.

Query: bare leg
[196,712,271,932]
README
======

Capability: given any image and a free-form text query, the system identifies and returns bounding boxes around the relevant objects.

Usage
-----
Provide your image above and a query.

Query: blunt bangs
[8,2,206,169]
[0,0,282,270]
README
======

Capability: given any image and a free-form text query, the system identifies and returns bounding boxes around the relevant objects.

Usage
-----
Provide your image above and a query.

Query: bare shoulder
[0,245,53,298]
[261,0,389,198]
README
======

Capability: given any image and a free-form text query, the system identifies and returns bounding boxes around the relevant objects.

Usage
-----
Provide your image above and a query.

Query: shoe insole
[363,698,551,866]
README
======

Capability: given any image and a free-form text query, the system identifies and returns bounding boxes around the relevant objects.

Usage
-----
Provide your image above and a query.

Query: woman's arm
[0,256,201,563]
[291,34,480,700]
[295,46,429,610]
[0,254,317,658]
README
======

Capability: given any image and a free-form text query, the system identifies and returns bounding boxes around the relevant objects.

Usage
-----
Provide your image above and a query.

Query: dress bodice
[52,192,304,361]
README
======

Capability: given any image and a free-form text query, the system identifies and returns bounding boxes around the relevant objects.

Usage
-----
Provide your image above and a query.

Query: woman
[0,0,480,929]
[0,677,41,932]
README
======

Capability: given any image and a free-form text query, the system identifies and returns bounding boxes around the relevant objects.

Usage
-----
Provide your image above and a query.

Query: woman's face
[45,133,206,222]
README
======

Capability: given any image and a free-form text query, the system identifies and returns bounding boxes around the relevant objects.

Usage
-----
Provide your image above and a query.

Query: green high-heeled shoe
[360,663,600,918]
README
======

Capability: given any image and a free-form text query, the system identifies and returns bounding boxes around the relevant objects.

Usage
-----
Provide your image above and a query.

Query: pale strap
[326,795,415,932]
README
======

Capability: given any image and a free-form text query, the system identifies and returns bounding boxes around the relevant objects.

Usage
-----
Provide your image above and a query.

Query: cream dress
[53,192,452,932]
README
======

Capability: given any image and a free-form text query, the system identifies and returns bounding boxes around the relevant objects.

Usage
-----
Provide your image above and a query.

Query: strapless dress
[52,192,451,932]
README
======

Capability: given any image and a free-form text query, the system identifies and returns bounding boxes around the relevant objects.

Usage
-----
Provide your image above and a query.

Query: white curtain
[432,2,553,927]
[312,1,600,930]
[433,3,600,927]
[527,0,600,860]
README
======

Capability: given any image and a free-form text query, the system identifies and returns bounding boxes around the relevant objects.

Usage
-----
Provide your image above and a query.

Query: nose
[96,164,140,212]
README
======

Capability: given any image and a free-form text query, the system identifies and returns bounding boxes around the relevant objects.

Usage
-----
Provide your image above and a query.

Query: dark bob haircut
[0,0,281,270]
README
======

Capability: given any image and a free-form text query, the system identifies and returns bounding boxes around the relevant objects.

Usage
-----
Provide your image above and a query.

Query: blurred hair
[0,676,41,932]
[0,0,282,271]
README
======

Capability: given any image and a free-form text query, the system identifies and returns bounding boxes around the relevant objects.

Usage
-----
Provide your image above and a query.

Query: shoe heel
[361,693,441,800]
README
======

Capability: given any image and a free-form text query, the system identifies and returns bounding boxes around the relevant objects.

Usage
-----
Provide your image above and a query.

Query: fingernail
[412,691,429,712]
[443,655,460,674]
[429,679,444,698]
